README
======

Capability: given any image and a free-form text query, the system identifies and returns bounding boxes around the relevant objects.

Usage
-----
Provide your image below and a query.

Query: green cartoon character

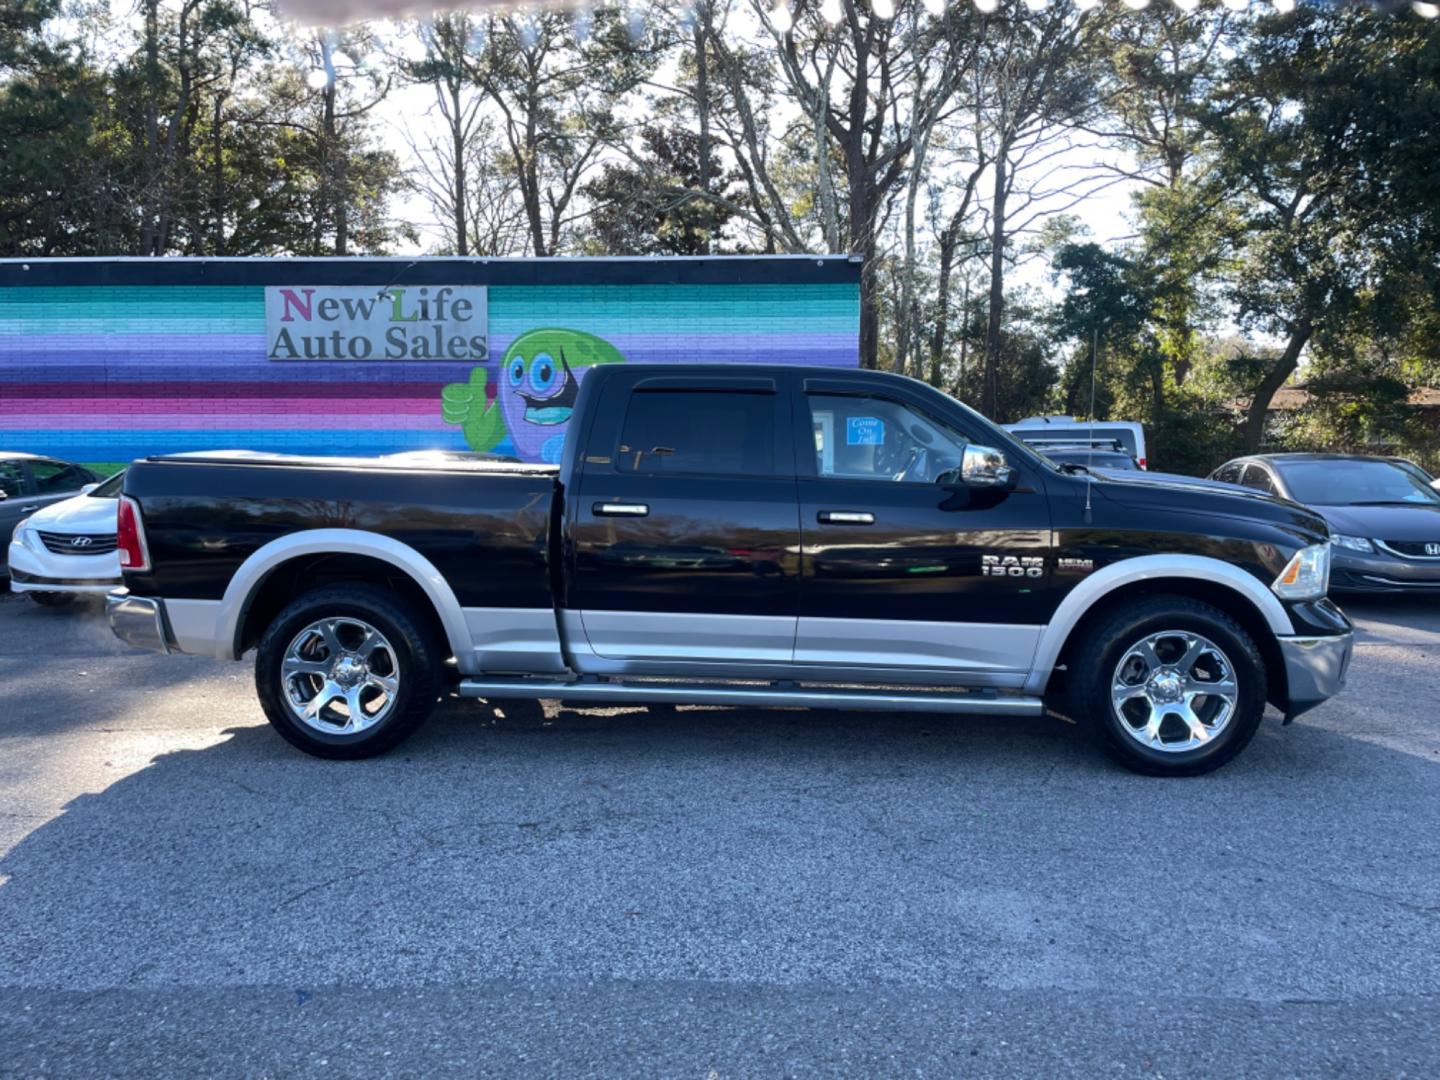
[442,329,626,464]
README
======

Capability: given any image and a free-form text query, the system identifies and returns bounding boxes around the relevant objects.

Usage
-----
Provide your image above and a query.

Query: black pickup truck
[108,364,1353,775]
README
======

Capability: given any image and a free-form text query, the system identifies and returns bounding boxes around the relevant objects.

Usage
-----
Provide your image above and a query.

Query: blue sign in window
[847,416,884,445]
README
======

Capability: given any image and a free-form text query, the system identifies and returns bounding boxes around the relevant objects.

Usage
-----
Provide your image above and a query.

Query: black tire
[254,584,445,760]
[1067,595,1268,777]
[28,591,77,608]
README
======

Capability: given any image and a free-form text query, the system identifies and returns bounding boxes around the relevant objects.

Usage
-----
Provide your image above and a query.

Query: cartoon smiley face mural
[441,329,625,463]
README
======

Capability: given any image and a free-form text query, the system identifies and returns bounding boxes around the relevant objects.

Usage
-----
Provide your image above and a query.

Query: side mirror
[956,444,1016,490]
[80,483,99,495]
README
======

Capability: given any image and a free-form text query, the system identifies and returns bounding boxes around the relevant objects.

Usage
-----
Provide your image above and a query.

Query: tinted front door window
[808,395,966,484]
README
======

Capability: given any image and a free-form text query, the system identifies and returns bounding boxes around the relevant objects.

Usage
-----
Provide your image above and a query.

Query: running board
[456,677,1044,716]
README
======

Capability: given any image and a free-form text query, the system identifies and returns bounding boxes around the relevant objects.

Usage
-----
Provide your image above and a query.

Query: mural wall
[0,259,861,468]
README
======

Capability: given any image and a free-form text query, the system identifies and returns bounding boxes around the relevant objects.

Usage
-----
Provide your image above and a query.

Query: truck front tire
[1068,595,1268,777]
[254,584,445,759]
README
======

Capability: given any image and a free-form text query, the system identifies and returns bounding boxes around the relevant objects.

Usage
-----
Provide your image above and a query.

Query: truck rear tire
[1067,595,1267,777]
[254,584,445,759]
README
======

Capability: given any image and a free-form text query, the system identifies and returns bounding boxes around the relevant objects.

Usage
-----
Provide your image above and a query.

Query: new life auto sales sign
[264,285,488,361]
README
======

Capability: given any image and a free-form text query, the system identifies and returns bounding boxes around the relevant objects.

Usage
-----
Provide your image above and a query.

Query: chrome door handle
[594,502,649,517]
[817,510,874,525]
[20,505,39,513]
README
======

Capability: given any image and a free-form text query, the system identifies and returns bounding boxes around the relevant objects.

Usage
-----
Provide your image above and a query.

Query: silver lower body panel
[1278,632,1353,719]
[457,676,1044,716]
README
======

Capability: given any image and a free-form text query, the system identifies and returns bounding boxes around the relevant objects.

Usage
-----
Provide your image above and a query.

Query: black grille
[1381,539,1440,559]
[37,531,118,556]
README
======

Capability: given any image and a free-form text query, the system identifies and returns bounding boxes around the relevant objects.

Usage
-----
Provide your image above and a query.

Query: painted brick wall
[0,267,861,468]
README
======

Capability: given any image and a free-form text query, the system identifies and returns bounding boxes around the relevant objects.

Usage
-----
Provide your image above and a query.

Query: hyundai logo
[1427,542,1440,557]
[69,536,93,547]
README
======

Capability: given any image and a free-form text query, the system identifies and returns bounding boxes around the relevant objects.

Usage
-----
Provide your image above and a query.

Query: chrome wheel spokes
[281,617,400,735]
[1110,630,1238,753]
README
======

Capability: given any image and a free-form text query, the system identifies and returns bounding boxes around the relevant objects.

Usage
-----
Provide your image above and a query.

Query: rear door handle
[817,510,874,525]
[594,502,650,517]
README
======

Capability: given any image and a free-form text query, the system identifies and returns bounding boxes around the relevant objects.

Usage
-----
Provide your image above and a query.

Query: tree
[1199,8,1440,451]
[582,123,741,254]
[464,10,657,256]
[966,7,1115,417]
[400,13,527,256]
[704,1,979,368]
[0,0,110,255]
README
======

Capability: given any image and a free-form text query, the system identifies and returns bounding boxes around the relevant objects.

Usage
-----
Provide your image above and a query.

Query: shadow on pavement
[1,687,1436,1002]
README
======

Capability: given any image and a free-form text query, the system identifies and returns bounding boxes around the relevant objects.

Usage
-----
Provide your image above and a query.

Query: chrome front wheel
[1110,630,1238,753]
[281,616,400,736]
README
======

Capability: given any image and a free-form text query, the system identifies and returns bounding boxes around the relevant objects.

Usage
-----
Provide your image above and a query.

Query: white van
[1004,415,1149,470]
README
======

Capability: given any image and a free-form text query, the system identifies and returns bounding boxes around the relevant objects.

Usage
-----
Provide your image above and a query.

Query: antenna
[1083,326,1098,523]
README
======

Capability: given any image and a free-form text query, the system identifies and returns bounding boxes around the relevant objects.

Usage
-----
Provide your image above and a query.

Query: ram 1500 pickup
[107,364,1353,775]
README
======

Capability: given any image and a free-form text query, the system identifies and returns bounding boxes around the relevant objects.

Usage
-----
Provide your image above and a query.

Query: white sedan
[7,472,124,607]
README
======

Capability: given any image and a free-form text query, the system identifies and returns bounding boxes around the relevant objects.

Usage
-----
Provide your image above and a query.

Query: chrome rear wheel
[281,616,400,736]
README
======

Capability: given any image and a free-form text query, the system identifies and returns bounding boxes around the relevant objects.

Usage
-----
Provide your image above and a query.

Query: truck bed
[122,452,559,609]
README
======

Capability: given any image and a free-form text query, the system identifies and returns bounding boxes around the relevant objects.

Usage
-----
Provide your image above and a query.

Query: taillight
[117,495,151,572]
[1138,458,1148,470]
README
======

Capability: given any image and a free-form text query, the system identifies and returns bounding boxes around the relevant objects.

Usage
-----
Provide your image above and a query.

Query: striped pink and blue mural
[0,258,861,468]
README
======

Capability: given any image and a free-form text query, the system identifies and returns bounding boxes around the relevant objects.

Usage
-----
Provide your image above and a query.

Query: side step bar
[457,677,1045,716]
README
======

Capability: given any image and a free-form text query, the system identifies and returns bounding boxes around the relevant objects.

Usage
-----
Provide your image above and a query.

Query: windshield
[1275,459,1440,507]
[87,471,125,499]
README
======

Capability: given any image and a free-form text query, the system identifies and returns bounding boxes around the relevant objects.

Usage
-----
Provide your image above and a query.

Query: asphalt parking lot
[0,590,1437,1078]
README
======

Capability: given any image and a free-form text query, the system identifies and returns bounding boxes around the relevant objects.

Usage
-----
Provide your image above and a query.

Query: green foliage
[1,3,408,257]
[581,124,743,255]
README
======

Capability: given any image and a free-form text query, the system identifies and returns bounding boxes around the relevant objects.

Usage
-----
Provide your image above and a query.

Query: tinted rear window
[617,390,777,476]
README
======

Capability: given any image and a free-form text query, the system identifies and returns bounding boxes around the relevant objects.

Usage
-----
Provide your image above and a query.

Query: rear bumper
[106,591,172,654]
[1278,631,1353,721]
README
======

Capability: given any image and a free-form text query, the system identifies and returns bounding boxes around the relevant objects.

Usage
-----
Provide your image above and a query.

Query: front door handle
[817,510,874,525]
[594,502,650,517]
[19,505,39,513]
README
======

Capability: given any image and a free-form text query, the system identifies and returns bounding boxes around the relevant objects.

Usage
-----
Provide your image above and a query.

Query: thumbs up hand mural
[441,366,506,454]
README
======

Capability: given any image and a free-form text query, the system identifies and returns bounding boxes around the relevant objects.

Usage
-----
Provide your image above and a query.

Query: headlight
[1272,542,1331,601]
[12,519,41,554]
[1330,534,1373,553]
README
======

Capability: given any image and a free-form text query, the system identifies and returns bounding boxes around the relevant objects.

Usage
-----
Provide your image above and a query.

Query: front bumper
[1331,549,1440,593]
[7,539,122,594]
[106,590,173,654]
[1278,631,1353,722]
